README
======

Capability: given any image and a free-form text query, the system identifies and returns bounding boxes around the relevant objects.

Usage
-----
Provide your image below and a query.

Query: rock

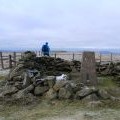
[0,86,18,96]
[34,86,49,95]
[13,92,35,104]
[82,94,99,101]
[70,82,82,93]
[87,101,103,108]
[22,72,31,88]
[22,51,36,60]
[23,84,34,93]
[0,80,6,87]
[75,86,98,99]
[12,76,22,81]
[12,84,34,100]
[99,89,111,99]
[58,87,73,99]
[13,84,34,99]
[45,88,57,100]
[53,80,68,91]
[56,61,72,72]
[14,82,23,90]
[45,76,55,88]
[8,64,24,80]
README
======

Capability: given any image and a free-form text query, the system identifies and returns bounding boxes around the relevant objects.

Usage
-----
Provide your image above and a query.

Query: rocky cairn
[0,51,118,104]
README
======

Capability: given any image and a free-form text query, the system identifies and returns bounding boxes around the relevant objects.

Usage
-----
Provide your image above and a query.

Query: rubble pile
[96,62,120,76]
[0,51,118,104]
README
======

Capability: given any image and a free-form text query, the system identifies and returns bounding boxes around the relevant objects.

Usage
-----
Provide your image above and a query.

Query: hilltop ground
[0,69,120,120]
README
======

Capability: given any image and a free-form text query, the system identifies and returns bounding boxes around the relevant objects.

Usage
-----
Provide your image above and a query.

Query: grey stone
[80,51,98,86]
[58,87,73,99]
[82,94,99,101]
[87,101,103,108]
[13,84,34,100]
[53,80,68,91]
[22,72,31,88]
[75,86,98,99]
[0,86,18,96]
[99,89,111,99]
[45,88,57,100]
[0,80,6,87]
[13,84,34,98]
[13,91,35,104]
[34,86,49,95]
[12,76,22,81]
[46,76,55,88]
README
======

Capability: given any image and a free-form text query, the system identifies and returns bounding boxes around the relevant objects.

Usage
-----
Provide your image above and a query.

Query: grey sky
[0,0,120,50]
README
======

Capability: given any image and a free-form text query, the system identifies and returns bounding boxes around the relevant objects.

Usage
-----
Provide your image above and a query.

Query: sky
[0,0,120,50]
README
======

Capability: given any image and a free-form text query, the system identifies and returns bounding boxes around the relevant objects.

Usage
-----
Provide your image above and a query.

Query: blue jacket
[42,45,50,53]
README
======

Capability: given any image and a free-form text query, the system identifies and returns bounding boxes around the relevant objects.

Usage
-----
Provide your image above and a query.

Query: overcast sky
[0,0,120,50]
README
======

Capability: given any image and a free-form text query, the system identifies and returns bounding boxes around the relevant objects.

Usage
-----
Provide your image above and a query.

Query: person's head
[45,42,48,45]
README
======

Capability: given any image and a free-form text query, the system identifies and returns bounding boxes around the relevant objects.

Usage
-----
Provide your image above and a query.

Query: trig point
[80,51,98,86]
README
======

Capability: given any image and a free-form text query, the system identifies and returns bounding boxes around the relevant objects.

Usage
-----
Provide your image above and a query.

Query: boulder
[58,86,73,99]
[22,51,36,60]
[12,84,34,99]
[70,82,82,93]
[75,86,98,99]
[0,86,18,96]
[87,101,103,108]
[53,80,68,91]
[8,64,24,80]
[82,94,99,101]
[45,88,57,100]
[34,86,49,95]
[0,80,6,88]
[13,92,35,104]
[12,76,22,81]
[45,76,55,88]
[14,82,23,90]
[22,72,31,88]
[99,89,112,99]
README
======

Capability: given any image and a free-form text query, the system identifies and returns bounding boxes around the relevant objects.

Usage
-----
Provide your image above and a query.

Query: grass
[0,100,120,120]
[0,100,85,120]
[97,76,117,89]
[0,75,5,80]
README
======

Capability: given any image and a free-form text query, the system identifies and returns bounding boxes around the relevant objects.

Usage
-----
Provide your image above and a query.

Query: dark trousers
[43,52,49,56]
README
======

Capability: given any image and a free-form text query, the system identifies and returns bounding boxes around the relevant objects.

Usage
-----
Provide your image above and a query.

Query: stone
[80,51,98,86]
[70,82,82,93]
[87,101,103,108]
[22,72,31,88]
[8,64,24,80]
[23,84,34,93]
[12,76,22,81]
[0,86,18,96]
[11,84,34,101]
[107,88,120,97]
[99,89,112,99]
[0,80,6,87]
[53,80,68,91]
[45,88,57,100]
[34,86,49,95]
[82,94,99,101]
[14,82,23,90]
[75,86,98,99]
[58,86,73,99]
[13,92,35,104]
[13,84,34,99]
[22,51,36,60]
[45,76,55,88]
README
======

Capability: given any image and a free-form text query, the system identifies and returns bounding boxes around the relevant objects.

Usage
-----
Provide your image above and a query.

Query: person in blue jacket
[42,42,50,56]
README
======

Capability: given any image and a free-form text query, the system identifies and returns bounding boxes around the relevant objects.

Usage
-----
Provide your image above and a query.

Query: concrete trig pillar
[80,51,98,86]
